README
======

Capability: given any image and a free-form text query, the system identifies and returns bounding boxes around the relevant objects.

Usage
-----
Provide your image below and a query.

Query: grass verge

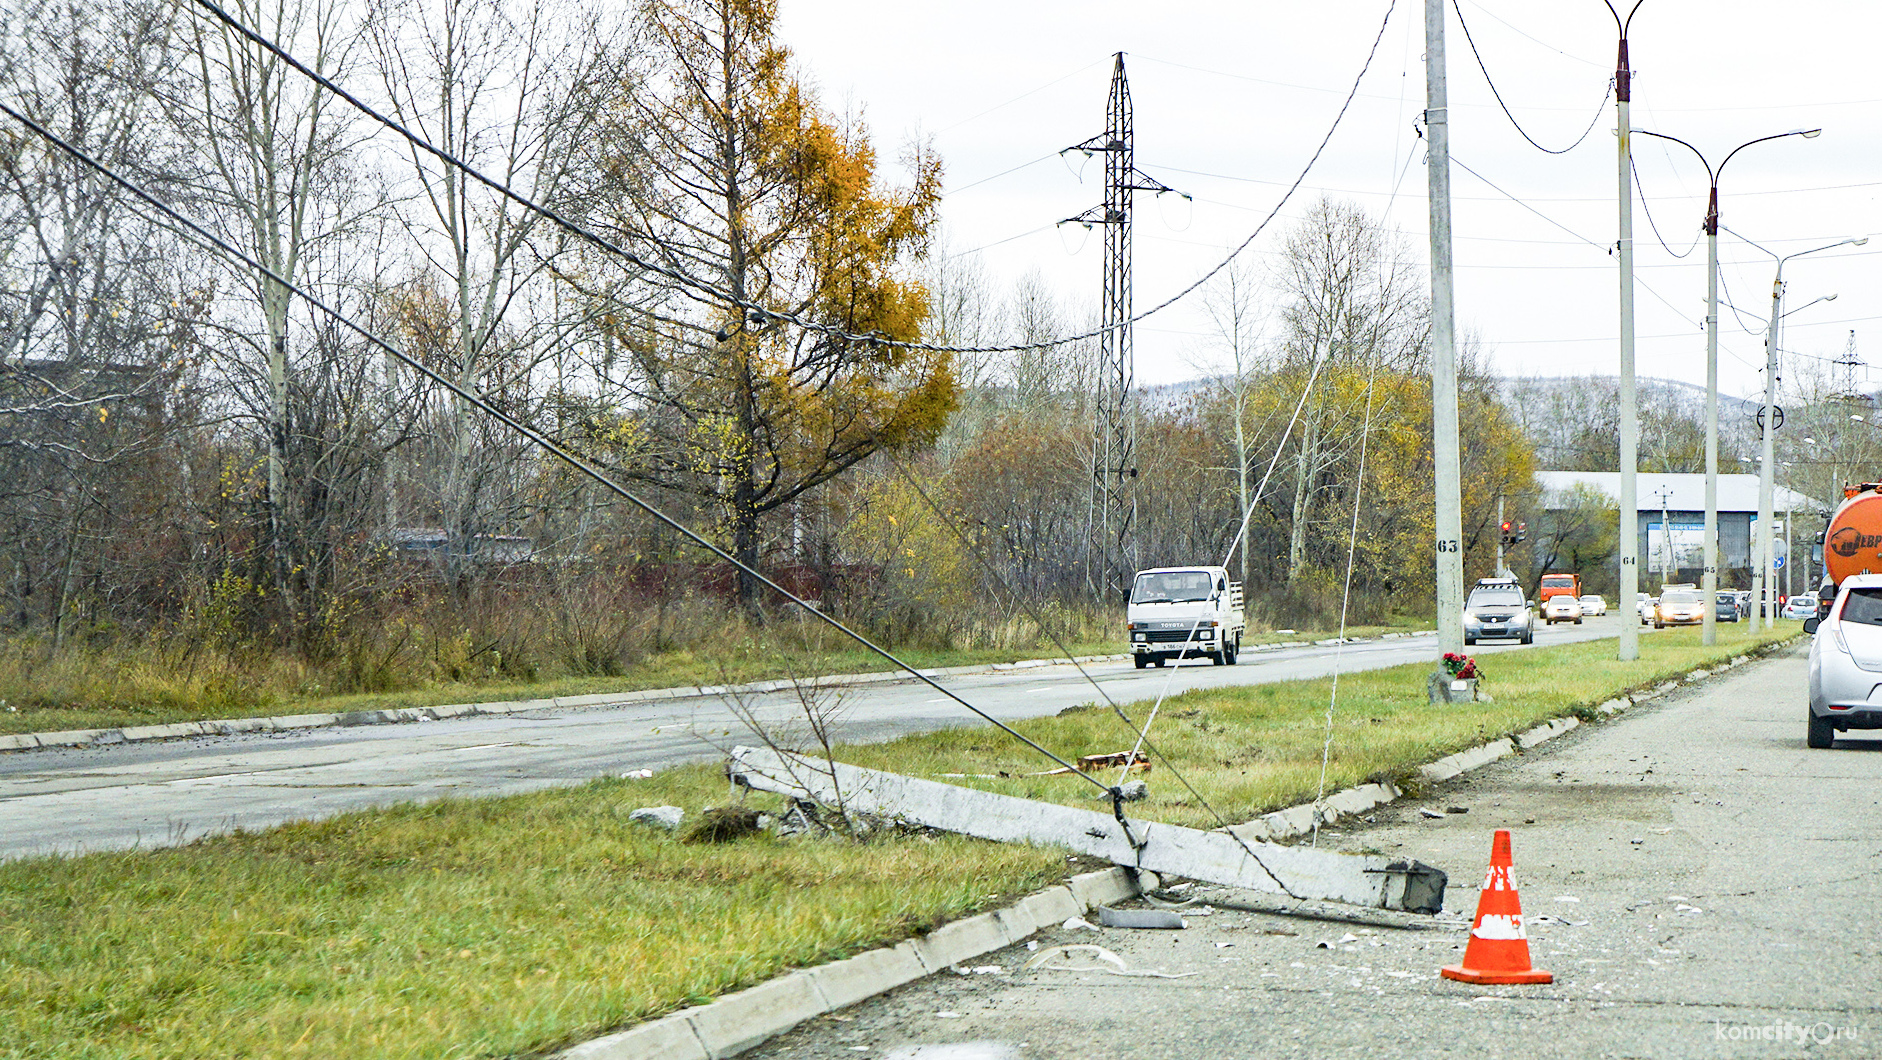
[0,620,1426,738]
[0,623,1794,1059]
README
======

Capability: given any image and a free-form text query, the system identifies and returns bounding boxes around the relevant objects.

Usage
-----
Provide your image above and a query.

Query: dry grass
[0,622,1792,1059]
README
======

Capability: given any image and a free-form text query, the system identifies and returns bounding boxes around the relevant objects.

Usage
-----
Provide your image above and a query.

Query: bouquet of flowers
[1442,652,1479,680]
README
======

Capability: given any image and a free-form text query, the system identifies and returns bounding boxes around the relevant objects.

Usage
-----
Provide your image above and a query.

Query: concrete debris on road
[1095,905,1186,929]
[621,768,654,779]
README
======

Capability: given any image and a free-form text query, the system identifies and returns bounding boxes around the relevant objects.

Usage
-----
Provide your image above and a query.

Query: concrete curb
[0,629,1403,752]
[564,638,1800,1058]
[555,867,1138,1060]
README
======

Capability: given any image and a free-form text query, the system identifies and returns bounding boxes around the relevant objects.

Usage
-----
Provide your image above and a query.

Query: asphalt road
[744,640,1880,1060]
[0,614,1627,860]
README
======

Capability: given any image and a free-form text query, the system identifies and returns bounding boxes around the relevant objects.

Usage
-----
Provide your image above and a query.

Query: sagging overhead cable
[185,0,1396,358]
[0,100,1113,794]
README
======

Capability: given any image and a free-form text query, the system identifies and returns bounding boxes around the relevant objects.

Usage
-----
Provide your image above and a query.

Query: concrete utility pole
[1748,235,1864,628]
[1426,0,1465,657]
[1608,1,1643,661]
[1633,126,1820,647]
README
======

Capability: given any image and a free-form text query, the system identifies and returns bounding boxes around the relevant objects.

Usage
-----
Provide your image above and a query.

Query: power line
[1449,0,1612,155]
[0,99,1114,794]
[1455,0,1608,69]
[185,0,1389,360]
[1631,154,1699,259]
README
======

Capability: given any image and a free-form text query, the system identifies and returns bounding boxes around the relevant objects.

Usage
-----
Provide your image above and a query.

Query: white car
[1541,595,1582,625]
[1805,573,1882,747]
[1784,595,1819,621]
[1578,594,1607,616]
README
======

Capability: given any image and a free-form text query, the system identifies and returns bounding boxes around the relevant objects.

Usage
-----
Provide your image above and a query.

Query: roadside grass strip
[0,623,1793,1059]
[836,624,1796,826]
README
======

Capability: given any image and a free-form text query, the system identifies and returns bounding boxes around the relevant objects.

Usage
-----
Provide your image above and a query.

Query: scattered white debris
[1419,808,1445,819]
[935,1011,964,1019]
[1023,944,1196,979]
[1061,916,1098,932]
[1666,895,1689,902]
[1675,904,1703,914]
[1026,941,1038,952]
[970,965,1006,975]
[1215,941,1234,949]
[622,769,654,779]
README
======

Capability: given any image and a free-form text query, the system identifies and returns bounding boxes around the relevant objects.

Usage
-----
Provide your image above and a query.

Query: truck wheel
[1464,636,1476,646]
[1807,712,1835,749]
[1134,655,1149,669]
[1211,645,1227,666]
[1152,657,1166,668]
[1225,637,1239,665]
[1574,618,1582,625]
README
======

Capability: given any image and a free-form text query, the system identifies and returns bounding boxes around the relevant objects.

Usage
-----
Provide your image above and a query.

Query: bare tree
[1270,198,1424,585]
[0,0,197,643]
[368,0,622,588]
[170,0,377,627]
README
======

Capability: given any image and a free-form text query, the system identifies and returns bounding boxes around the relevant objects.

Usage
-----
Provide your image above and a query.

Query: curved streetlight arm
[1634,128,1821,234]
[1719,129,1821,180]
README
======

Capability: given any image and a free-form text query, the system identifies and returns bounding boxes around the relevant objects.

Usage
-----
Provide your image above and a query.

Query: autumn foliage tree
[577,0,951,612]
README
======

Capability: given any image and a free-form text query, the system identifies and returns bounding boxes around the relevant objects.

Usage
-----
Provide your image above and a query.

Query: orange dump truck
[1537,572,1581,604]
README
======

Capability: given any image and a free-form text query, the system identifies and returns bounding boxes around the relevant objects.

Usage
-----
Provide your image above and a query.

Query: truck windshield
[1541,576,1573,587]
[1131,571,1214,604]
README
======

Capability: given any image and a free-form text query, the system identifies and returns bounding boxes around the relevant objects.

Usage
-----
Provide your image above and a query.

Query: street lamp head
[1857,237,1871,246]
[1826,293,1839,301]
[1795,128,1823,138]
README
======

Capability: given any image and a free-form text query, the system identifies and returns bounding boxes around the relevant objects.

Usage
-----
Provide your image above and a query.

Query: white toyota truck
[1126,566,1247,668]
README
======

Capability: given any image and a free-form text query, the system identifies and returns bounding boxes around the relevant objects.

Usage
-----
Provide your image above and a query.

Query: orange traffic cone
[1440,829,1553,984]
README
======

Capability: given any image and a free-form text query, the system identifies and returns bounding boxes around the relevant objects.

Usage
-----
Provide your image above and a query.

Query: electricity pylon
[1062,52,1186,599]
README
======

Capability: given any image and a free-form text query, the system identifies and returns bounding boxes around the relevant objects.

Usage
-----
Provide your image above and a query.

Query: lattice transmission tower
[1061,52,1186,599]
[1833,329,1865,401]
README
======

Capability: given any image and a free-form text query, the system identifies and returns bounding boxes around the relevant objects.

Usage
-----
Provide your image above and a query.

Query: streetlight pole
[1739,234,1866,628]
[1632,126,1821,645]
[1607,0,1644,662]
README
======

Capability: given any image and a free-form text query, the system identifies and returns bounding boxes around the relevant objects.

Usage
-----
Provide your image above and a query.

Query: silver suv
[1464,580,1534,646]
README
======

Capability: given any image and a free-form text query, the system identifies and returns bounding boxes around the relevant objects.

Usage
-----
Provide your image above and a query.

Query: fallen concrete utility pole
[729,747,1445,914]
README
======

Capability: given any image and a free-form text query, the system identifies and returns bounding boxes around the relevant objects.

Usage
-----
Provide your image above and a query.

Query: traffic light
[1499,521,1515,547]
[1515,521,1527,543]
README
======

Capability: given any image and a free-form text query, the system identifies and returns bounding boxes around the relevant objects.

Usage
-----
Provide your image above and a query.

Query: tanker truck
[1814,481,1882,618]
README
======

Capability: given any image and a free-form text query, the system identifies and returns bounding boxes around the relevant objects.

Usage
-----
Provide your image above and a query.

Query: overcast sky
[774,1,1882,405]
